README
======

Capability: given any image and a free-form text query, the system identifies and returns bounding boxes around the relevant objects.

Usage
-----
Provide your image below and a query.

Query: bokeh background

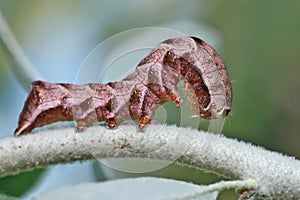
[0,1,299,199]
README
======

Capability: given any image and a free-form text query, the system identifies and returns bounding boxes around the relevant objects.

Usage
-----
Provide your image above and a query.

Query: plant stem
[0,124,299,199]
[0,9,42,90]
[175,179,257,200]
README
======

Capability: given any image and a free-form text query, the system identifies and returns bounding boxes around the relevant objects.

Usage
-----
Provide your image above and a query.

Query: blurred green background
[0,0,299,199]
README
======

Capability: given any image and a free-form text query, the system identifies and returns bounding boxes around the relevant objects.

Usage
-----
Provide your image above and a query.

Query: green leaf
[0,169,44,197]
[0,193,18,200]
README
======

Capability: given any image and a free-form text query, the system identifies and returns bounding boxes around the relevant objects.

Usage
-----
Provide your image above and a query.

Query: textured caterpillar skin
[14,36,232,136]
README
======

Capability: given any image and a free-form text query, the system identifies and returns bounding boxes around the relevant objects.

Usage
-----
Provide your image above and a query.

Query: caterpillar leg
[169,91,182,108]
[129,84,160,130]
[76,120,88,132]
[105,112,118,129]
[147,83,182,108]
[138,115,151,130]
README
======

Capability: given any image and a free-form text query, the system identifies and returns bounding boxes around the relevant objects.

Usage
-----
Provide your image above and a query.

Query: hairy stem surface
[0,125,299,199]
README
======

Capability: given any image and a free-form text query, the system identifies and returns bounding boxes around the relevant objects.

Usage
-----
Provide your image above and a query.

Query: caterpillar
[14,36,232,136]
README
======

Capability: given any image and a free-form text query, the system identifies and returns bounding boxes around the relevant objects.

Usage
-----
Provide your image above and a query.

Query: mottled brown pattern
[14,36,232,136]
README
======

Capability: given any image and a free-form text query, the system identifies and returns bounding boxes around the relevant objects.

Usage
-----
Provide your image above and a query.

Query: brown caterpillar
[14,36,232,136]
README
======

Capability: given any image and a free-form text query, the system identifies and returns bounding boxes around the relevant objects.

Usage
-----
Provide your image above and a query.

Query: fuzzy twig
[0,124,299,199]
